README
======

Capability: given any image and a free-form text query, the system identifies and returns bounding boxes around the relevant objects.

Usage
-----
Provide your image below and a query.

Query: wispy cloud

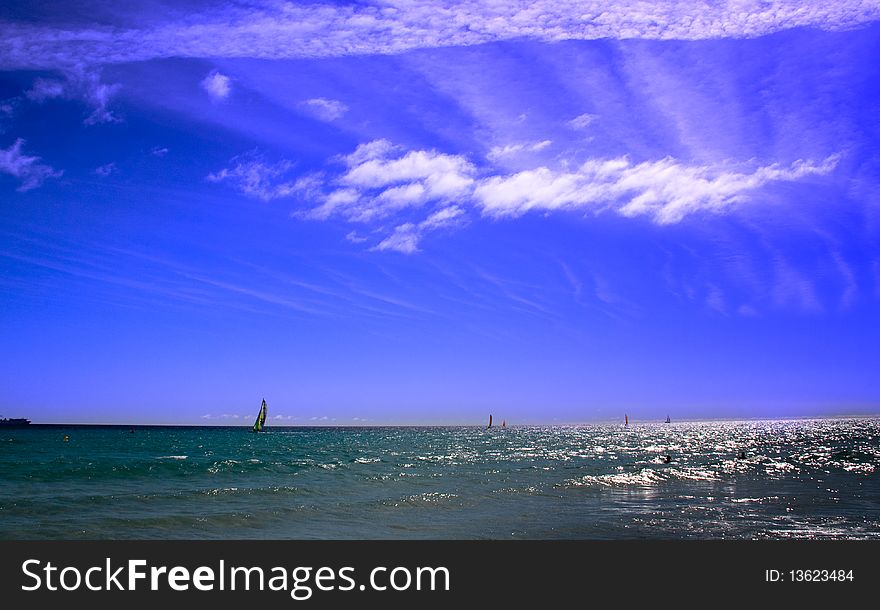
[206,152,310,201]
[24,69,120,125]
[345,230,369,243]
[771,255,822,313]
[831,251,858,310]
[0,99,17,134]
[706,283,727,314]
[298,97,348,121]
[94,162,116,177]
[2,2,877,69]
[25,78,65,102]
[558,261,583,300]
[201,70,231,101]
[567,113,598,130]
[373,206,466,254]
[0,139,63,191]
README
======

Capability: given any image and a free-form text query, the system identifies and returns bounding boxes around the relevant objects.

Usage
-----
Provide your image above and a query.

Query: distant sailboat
[502,420,507,429]
[487,414,493,429]
[665,415,671,424]
[252,398,267,433]
[624,414,629,427]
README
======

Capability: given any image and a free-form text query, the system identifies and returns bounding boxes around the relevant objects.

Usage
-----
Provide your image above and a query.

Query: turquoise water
[1,419,878,539]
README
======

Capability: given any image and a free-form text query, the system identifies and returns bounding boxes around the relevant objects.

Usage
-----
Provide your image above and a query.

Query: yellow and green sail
[252,399,267,432]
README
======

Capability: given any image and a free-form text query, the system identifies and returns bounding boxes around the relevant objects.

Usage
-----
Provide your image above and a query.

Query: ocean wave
[352,457,381,464]
[730,496,779,504]
[384,492,460,508]
[669,468,721,482]
[566,468,668,487]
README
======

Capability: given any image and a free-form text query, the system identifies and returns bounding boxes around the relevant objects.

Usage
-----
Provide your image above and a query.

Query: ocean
[1,418,878,539]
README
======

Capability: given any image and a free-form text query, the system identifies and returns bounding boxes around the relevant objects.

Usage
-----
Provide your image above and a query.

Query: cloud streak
[487,140,552,162]
[1,1,878,69]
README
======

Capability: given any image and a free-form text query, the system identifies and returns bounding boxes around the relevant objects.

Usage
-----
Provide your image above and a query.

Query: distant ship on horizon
[0,417,31,427]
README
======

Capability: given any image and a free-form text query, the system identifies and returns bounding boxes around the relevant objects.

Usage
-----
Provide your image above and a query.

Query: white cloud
[201,70,231,101]
[0,138,63,192]
[340,147,474,194]
[150,147,168,157]
[298,140,476,223]
[421,205,466,231]
[299,97,348,121]
[487,140,552,161]
[473,155,839,224]
[340,139,397,167]
[2,2,878,69]
[211,139,839,253]
[372,223,421,254]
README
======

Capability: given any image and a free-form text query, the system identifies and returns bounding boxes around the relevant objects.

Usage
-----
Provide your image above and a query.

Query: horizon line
[11,413,880,428]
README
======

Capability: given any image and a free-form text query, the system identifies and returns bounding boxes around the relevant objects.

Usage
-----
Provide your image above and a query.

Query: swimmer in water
[737,450,746,459]
[662,455,672,464]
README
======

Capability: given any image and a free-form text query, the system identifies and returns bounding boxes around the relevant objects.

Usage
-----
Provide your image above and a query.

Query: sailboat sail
[487,414,493,429]
[502,420,506,428]
[625,414,629,427]
[252,399,267,432]
[665,415,671,424]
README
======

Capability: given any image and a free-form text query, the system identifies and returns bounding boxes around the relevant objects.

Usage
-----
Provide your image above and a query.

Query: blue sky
[1,1,879,425]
